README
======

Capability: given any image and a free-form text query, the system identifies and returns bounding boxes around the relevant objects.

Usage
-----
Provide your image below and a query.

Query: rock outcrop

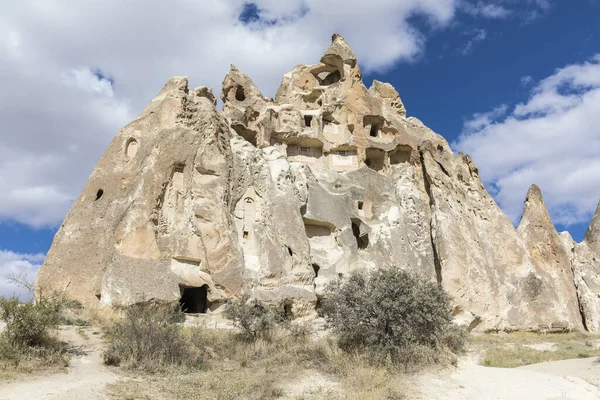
[36,35,600,332]
[571,202,600,332]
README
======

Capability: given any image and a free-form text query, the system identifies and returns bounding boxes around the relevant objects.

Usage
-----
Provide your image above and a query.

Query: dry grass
[0,337,69,381]
[107,327,419,400]
[472,331,600,368]
[0,290,73,381]
[102,304,201,372]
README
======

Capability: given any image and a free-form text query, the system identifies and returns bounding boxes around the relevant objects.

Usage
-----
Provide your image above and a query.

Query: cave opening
[179,285,209,314]
[235,86,246,102]
[312,263,320,278]
[351,221,369,249]
[304,115,313,127]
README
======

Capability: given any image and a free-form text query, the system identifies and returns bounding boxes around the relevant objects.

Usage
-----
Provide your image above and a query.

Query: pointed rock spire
[584,200,600,251]
[518,185,583,331]
[133,76,190,131]
[518,184,555,232]
[321,33,357,67]
[220,64,268,105]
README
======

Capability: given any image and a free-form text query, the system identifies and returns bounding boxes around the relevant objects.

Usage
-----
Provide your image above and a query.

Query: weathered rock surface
[572,202,600,332]
[516,185,583,331]
[36,35,600,331]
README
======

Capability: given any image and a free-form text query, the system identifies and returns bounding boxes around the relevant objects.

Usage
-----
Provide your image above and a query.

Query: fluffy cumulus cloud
[0,250,45,300]
[455,55,600,226]
[0,0,552,229]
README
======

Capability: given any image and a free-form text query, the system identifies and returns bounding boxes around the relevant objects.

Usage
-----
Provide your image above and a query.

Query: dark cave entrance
[179,285,209,314]
[351,220,369,250]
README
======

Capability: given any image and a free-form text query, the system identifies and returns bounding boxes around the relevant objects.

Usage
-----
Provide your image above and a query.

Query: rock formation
[36,34,600,332]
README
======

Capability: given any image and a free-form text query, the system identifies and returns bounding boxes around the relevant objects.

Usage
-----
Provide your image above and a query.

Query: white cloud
[461,2,511,18]
[521,75,533,86]
[0,0,523,229]
[455,55,600,227]
[0,250,45,300]
[463,104,508,132]
[460,28,488,55]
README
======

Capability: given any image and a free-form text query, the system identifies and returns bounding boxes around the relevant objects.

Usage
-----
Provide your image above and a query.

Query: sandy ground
[519,357,600,389]
[279,369,341,399]
[414,356,600,400]
[1,325,599,400]
[0,326,119,400]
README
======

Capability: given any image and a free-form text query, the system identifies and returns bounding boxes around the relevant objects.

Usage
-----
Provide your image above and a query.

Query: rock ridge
[36,34,600,332]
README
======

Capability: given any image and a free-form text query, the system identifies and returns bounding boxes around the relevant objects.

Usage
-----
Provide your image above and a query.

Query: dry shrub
[102,303,202,372]
[108,328,414,400]
[0,279,71,378]
[223,295,286,340]
[321,267,467,367]
[1,296,63,348]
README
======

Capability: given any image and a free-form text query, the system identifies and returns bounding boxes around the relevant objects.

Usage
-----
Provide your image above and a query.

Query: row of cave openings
[228,67,416,175]
[229,66,342,105]
[293,113,389,140]
[235,111,412,172]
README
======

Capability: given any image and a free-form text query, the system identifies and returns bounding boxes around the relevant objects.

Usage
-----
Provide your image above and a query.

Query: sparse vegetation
[223,295,286,340]
[104,269,465,397]
[0,276,70,379]
[107,328,410,400]
[472,331,600,368]
[321,267,467,366]
[102,302,202,372]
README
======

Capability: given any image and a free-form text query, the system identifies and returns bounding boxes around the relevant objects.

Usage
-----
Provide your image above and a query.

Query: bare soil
[0,326,119,400]
[414,355,600,400]
[1,326,600,400]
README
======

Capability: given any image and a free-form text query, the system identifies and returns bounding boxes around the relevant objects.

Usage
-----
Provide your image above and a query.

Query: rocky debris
[36,34,600,332]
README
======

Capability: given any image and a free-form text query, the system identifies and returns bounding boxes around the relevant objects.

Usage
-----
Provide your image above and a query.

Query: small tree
[321,267,466,363]
[0,274,66,349]
[224,295,285,340]
[0,275,70,371]
[103,302,202,372]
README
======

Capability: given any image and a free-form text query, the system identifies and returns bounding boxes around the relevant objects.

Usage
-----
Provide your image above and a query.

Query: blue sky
[1,0,599,297]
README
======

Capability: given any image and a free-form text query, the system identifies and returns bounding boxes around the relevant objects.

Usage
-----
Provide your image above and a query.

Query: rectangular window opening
[304,115,313,127]
[370,124,379,137]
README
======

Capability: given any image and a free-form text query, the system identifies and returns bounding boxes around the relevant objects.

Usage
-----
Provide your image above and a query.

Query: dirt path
[0,326,118,400]
[519,357,600,389]
[414,356,600,400]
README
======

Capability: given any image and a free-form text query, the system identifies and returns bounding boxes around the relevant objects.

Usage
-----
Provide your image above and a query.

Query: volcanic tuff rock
[36,35,600,332]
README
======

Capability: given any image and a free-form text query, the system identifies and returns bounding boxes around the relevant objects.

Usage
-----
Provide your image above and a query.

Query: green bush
[223,295,286,340]
[0,280,71,375]
[102,303,202,372]
[0,296,63,348]
[321,267,467,364]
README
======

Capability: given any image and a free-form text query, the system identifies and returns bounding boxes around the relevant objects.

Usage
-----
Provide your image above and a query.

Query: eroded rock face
[516,185,583,331]
[572,203,600,332]
[36,34,600,331]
